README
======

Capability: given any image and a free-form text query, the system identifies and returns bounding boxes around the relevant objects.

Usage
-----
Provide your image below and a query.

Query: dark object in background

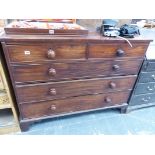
[119,24,140,38]
[102,19,119,27]
[100,19,120,37]
[98,20,140,38]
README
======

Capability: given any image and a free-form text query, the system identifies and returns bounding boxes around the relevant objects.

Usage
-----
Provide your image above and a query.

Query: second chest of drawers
[128,60,155,111]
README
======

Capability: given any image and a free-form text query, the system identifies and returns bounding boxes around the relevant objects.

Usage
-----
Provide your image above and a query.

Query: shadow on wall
[77,19,132,30]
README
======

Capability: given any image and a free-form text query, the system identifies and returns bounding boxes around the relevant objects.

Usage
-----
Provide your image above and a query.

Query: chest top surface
[0,31,152,44]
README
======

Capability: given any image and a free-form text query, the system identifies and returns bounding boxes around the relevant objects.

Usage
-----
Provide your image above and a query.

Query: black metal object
[119,24,140,38]
[98,20,140,38]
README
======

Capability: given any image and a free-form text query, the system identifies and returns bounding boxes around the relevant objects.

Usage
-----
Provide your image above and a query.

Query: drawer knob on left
[112,65,120,71]
[109,82,116,89]
[49,68,56,76]
[51,105,56,110]
[116,49,125,57]
[104,97,112,103]
[47,49,56,59]
[49,88,57,95]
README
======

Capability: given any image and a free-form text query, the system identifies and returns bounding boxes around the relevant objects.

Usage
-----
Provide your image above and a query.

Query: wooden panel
[7,44,86,62]
[0,125,19,135]
[0,59,20,132]
[11,59,142,83]
[16,75,136,103]
[89,44,148,59]
[20,91,130,119]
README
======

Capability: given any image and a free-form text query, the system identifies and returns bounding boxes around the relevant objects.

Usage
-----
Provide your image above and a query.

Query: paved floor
[14,106,155,135]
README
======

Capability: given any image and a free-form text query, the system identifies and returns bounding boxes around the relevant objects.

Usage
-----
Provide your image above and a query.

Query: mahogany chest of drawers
[0,32,151,131]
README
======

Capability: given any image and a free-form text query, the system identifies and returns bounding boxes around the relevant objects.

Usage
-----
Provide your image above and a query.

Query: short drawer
[134,82,155,95]
[141,60,155,72]
[20,91,130,119]
[16,75,136,103]
[138,71,155,83]
[6,44,86,62]
[11,59,142,83]
[89,43,148,59]
[129,93,155,106]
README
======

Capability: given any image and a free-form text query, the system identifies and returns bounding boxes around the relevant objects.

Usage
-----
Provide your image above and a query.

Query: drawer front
[141,61,155,72]
[20,91,130,119]
[11,59,142,83]
[16,75,136,103]
[6,44,86,62]
[138,71,155,83]
[134,82,155,95]
[129,93,155,106]
[89,43,148,59]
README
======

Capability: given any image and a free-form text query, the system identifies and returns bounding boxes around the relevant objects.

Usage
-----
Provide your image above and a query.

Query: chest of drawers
[0,32,151,131]
[128,60,155,112]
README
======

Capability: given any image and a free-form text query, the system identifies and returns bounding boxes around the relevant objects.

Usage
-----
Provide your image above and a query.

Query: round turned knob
[104,97,112,103]
[49,88,56,95]
[116,49,125,57]
[47,49,55,59]
[49,68,56,76]
[109,82,116,89]
[51,105,56,110]
[112,65,120,71]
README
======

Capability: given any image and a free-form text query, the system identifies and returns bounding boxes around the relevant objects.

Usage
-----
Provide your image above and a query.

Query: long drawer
[16,75,136,103]
[20,91,130,119]
[138,71,155,83]
[6,44,87,62]
[134,82,155,95]
[89,43,148,59]
[129,93,155,106]
[11,59,142,83]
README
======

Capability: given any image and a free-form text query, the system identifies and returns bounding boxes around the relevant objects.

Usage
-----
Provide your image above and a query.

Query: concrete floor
[13,106,155,135]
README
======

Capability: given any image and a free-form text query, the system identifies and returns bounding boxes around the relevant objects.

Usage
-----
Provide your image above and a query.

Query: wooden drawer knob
[49,68,56,76]
[104,97,112,103]
[49,88,57,95]
[112,65,120,71]
[47,49,55,59]
[51,105,56,110]
[116,49,125,57]
[109,82,116,89]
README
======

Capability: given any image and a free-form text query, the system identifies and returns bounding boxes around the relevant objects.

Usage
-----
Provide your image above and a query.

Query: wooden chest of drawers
[0,32,151,131]
[128,59,155,111]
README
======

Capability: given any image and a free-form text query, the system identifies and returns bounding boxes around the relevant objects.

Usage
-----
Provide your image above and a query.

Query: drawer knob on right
[104,97,112,103]
[112,65,120,71]
[49,68,56,76]
[51,105,56,110]
[109,82,116,89]
[47,49,56,59]
[50,88,57,95]
[116,49,125,57]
